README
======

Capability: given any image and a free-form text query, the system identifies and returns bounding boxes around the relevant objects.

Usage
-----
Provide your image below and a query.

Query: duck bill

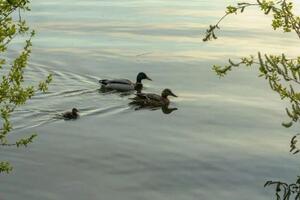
[146,77,152,81]
[170,92,178,97]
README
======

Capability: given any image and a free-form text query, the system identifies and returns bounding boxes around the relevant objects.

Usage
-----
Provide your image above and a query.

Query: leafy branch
[204,0,300,128]
[290,134,300,155]
[0,162,12,173]
[0,0,52,173]
[203,2,259,41]
[264,178,300,200]
[204,1,300,199]
[203,0,300,42]
[213,53,300,127]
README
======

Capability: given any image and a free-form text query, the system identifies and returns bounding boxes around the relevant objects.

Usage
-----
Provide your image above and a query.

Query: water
[1,0,300,199]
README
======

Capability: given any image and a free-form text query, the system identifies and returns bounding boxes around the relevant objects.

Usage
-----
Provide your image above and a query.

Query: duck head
[72,108,79,115]
[136,72,152,83]
[161,89,178,98]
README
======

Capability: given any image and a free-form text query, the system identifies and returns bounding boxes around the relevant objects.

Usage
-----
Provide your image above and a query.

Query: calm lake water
[1,0,300,200]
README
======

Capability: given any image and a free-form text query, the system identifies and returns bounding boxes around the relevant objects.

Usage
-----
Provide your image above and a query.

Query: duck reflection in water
[129,88,178,114]
[154,105,178,114]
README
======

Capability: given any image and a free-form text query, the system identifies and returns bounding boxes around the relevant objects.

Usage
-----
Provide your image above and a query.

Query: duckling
[130,88,177,107]
[62,108,79,120]
[99,72,152,92]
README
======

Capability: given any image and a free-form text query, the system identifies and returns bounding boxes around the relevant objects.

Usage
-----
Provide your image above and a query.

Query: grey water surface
[1,0,300,200]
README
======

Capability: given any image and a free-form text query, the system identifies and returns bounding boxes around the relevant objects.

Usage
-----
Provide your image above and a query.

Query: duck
[99,72,152,92]
[129,88,178,107]
[62,108,79,120]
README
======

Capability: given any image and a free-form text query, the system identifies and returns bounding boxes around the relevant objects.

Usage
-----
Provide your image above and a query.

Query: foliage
[290,134,300,154]
[204,1,300,199]
[265,178,300,200]
[204,0,300,127]
[0,0,52,173]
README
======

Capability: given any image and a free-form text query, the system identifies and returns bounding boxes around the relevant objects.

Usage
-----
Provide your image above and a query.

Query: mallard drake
[99,72,152,92]
[130,88,177,107]
[62,108,79,120]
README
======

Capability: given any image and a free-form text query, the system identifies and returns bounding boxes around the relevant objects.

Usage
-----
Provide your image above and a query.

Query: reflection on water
[130,104,178,115]
[161,106,178,115]
[98,87,136,96]
[1,0,300,200]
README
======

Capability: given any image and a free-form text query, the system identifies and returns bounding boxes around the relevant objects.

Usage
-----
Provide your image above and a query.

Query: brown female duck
[130,88,177,107]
